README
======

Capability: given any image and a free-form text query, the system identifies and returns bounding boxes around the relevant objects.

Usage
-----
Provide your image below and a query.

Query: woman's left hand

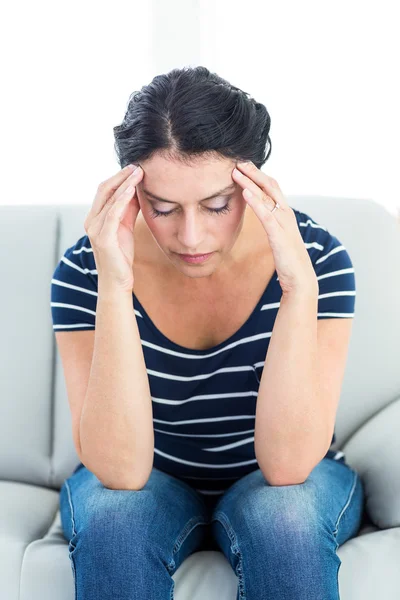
[232,161,319,297]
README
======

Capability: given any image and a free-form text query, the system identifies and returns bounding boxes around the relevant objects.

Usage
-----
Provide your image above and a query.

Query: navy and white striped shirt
[51,207,355,497]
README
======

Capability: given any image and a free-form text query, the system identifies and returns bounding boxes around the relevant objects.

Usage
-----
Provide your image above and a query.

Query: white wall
[1,0,399,219]
[0,1,153,209]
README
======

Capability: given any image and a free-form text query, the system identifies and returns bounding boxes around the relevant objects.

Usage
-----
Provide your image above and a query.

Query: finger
[232,162,288,209]
[241,187,283,232]
[88,166,143,233]
[99,183,137,239]
[232,168,276,213]
[96,169,142,234]
[85,164,140,224]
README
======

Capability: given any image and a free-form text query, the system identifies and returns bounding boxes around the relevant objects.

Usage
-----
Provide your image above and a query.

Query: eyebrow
[141,183,237,204]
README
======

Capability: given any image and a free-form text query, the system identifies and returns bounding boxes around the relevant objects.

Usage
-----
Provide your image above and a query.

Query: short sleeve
[50,234,98,331]
[312,229,356,319]
[294,208,356,320]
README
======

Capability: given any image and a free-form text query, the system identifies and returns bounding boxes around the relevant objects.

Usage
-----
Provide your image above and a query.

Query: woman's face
[135,153,251,282]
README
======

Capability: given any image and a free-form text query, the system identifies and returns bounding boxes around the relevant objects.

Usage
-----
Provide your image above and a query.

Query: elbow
[258,461,310,487]
[95,466,151,491]
[101,476,150,491]
[104,483,146,491]
[264,471,308,486]
[256,446,318,486]
[82,455,152,491]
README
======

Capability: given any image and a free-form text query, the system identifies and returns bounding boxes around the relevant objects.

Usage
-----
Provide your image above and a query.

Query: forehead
[136,153,238,203]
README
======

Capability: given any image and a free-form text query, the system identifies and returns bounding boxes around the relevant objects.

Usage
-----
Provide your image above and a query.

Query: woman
[51,66,365,599]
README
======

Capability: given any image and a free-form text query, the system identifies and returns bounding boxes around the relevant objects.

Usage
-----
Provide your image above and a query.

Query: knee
[234,485,322,540]
[79,486,162,545]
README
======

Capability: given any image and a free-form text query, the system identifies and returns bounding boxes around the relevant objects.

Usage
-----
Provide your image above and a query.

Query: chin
[178,267,217,280]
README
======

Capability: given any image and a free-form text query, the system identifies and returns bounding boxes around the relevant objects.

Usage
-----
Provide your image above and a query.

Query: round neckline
[132,269,278,356]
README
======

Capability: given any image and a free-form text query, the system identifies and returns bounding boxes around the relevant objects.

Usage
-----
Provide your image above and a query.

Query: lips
[179,253,211,257]
[176,251,215,263]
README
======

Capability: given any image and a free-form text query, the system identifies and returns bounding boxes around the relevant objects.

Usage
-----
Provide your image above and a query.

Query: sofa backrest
[0,196,398,489]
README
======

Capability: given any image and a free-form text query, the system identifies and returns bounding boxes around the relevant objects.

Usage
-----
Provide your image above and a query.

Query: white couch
[1,194,399,599]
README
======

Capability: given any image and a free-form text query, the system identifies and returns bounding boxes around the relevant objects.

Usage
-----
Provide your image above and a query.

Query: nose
[176,211,207,252]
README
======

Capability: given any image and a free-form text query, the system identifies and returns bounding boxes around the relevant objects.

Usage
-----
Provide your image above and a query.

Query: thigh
[59,463,211,574]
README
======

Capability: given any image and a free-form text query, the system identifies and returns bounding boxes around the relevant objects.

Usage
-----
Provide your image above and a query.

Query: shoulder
[50,234,98,331]
[291,207,329,245]
[290,207,356,318]
[63,233,94,265]
[55,234,97,284]
[50,235,98,331]
[291,207,351,267]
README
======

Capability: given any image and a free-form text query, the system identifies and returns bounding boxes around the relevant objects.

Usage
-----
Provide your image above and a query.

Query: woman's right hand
[83,164,144,294]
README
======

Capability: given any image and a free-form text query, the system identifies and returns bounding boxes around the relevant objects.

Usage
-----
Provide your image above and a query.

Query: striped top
[51,207,355,498]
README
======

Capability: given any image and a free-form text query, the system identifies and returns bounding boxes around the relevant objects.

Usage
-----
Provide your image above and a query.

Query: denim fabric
[60,457,365,599]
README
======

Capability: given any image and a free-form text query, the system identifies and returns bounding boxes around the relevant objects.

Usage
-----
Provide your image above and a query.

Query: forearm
[80,283,154,490]
[254,289,330,484]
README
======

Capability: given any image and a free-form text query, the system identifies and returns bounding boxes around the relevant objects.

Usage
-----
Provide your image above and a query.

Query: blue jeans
[60,457,365,599]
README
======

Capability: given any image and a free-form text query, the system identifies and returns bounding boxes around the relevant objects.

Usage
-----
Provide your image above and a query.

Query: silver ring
[271,202,280,213]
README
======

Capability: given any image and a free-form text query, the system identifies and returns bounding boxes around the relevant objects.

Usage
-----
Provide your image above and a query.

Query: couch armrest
[341,396,400,530]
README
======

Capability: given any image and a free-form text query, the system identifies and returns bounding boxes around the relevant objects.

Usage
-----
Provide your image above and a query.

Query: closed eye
[149,200,233,219]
